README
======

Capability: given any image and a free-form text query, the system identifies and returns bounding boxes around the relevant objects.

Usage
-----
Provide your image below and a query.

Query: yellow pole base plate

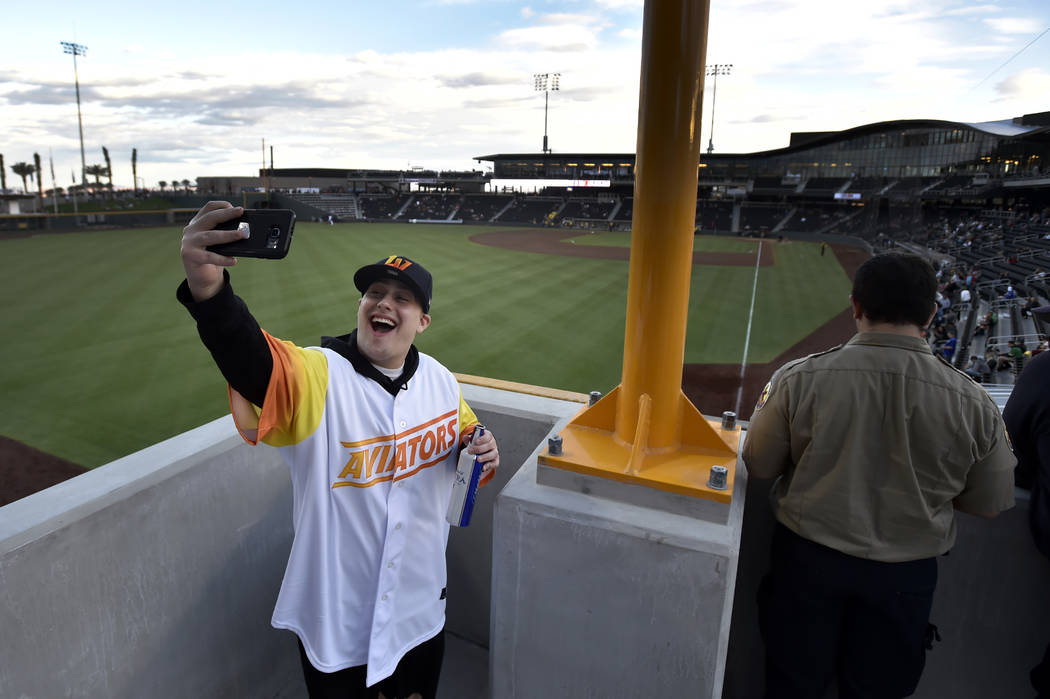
[537,386,740,503]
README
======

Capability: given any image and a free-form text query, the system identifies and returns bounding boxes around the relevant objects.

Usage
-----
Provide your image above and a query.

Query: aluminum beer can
[446,426,485,527]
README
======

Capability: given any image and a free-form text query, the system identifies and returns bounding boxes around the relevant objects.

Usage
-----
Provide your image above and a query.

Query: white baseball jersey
[229,330,478,686]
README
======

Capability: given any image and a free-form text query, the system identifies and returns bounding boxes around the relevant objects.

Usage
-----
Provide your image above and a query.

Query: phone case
[208,209,296,259]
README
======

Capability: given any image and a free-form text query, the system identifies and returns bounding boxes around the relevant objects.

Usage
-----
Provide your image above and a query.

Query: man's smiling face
[356,278,431,369]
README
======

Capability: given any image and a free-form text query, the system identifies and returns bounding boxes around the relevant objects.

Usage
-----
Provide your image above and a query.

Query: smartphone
[208,209,296,259]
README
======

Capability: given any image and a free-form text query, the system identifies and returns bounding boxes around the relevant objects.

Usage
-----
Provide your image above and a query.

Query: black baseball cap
[353,255,433,313]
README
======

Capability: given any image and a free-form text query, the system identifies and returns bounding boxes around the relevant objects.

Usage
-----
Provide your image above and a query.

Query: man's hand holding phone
[180,201,247,302]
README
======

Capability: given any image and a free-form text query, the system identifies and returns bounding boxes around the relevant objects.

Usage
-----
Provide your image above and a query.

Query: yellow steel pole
[617,0,709,448]
[538,0,738,502]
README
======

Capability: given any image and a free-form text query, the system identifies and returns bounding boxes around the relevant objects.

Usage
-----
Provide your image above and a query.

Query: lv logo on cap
[384,256,413,271]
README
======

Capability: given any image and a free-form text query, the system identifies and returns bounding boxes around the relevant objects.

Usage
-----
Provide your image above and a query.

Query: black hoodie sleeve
[176,270,272,407]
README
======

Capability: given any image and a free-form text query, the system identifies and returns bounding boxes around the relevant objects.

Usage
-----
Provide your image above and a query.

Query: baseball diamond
[0,222,862,505]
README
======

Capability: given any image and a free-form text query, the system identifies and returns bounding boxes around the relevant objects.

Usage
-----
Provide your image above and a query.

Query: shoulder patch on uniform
[755,344,844,412]
[756,381,772,409]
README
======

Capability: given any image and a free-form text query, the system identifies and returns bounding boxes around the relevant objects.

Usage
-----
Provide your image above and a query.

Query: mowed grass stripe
[0,223,848,468]
[747,242,852,362]
[567,230,759,253]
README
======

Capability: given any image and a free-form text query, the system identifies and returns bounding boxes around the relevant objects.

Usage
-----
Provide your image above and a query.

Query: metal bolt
[589,391,602,406]
[548,435,563,456]
[707,465,728,490]
[721,411,737,430]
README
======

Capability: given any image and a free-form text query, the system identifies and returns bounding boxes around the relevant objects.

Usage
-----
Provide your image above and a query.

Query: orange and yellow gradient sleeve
[229,331,328,447]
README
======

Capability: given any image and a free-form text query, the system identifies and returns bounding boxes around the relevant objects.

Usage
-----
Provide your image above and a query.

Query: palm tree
[0,154,6,192]
[131,148,138,194]
[102,146,113,192]
[181,179,192,192]
[11,162,34,194]
[85,164,106,186]
[158,180,167,192]
[34,153,43,199]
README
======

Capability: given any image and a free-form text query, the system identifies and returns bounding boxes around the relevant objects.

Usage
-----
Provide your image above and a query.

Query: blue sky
[2,0,1048,189]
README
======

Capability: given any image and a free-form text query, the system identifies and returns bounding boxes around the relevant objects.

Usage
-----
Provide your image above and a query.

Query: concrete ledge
[0,385,581,699]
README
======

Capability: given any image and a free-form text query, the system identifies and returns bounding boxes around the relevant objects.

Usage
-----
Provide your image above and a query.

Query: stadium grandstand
[208,110,1050,393]
[182,111,1050,237]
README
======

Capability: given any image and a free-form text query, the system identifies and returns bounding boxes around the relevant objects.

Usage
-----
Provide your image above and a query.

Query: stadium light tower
[60,41,89,187]
[705,63,732,154]
[534,72,560,154]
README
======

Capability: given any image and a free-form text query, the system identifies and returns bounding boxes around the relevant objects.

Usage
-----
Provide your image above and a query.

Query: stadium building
[192,111,1050,235]
[479,110,1050,199]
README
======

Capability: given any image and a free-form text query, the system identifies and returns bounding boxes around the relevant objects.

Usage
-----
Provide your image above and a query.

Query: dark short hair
[852,251,937,327]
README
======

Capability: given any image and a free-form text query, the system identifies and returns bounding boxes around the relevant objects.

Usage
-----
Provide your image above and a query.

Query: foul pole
[539,0,738,501]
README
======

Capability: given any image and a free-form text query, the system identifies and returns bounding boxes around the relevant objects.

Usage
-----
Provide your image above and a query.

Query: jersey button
[395,523,402,530]
[381,594,388,601]
[400,420,407,428]
[387,562,394,569]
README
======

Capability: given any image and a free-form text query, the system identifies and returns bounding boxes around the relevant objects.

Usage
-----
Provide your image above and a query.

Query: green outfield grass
[0,223,851,468]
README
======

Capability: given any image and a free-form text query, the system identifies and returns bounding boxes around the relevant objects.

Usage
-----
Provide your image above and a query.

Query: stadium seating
[358,194,409,220]
[401,194,460,221]
[695,201,733,232]
[740,203,790,234]
[458,195,513,223]
[613,197,634,222]
[497,197,563,225]
[555,199,616,224]
[799,177,850,196]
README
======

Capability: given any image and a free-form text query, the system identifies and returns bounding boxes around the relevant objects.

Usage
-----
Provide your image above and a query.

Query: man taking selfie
[178,201,499,699]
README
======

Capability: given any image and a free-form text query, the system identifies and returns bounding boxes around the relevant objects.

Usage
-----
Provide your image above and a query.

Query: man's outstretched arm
[177,201,272,407]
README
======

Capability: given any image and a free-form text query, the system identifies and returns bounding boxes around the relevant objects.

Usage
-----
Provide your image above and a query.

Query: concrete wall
[3,384,1047,698]
[724,468,1050,699]
[0,385,576,699]
[0,418,299,699]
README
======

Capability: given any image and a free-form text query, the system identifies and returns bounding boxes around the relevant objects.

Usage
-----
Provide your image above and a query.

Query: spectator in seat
[964,355,991,382]
[997,341,1024,371]
[940,330,957,360]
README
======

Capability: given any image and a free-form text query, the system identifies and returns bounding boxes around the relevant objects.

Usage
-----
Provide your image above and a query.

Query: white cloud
[944,4,1001,16]
[497,25,601,52]
[3,0,1047,187]
[995,68,1050,98]
[984,17,1045,34]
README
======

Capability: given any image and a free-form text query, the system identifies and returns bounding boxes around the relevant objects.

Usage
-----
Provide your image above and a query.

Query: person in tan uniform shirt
[743,251,1015,699]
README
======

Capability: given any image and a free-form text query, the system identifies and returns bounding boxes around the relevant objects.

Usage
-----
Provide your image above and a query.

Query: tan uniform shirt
[743,332,1016,562]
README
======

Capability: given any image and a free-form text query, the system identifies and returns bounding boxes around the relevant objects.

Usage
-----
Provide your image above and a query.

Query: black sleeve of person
[176,270,272,407]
